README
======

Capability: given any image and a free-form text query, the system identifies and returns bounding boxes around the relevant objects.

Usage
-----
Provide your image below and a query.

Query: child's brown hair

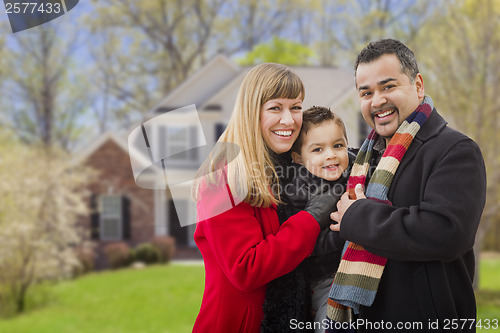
[291,106,347,154]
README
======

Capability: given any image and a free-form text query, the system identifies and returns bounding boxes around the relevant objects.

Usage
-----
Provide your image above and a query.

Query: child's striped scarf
[326,96,434,326]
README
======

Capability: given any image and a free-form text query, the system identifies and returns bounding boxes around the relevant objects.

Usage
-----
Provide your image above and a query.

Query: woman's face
[260,96,303,154]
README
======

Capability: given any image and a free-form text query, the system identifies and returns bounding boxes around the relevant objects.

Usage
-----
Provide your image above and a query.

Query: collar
[270,150,292,167]
[415,108,447,142]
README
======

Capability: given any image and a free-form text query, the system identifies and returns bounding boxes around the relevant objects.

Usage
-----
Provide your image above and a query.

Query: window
[100,195,123,240]
[203,104,222,112]
[166,126,189,160]
[161,125,198,165]
[90,194,130,241]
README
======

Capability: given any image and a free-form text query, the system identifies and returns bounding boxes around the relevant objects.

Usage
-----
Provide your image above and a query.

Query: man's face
[356,54,424,143]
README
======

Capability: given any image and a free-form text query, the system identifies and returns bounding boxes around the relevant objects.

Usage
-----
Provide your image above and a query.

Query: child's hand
[330,184,366,231]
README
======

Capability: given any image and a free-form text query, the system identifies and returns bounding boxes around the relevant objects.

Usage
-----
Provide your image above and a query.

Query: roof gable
[150,54,240,114]
[75,132,129,164]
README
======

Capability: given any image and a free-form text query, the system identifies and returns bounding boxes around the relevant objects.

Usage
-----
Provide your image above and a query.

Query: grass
[0,264,205,333]
[0,256,498,333]
[476,253,500,329]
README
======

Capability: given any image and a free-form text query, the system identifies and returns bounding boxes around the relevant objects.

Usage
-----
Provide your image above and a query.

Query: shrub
[73,246,95,276]
[103,242,132,269]
[133,243,161,265]
[151,236,176,264]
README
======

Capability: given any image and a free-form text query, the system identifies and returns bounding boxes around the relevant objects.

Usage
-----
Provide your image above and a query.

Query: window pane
[169,127,188,142]
[100,195,123,240]
[101,218,120,239]
[169,144,188,160]
[101,196,121,216]
[166,127,189,160]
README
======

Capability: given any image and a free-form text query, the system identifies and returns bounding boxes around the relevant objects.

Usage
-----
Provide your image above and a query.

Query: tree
[415,0,500,288]
[86,0,227,128]
[0,133,94,315]
[1,24,91,150]
[237,37,315,66]
[216,0,311,55]
[85,0,313,128]
[299,0,437,67]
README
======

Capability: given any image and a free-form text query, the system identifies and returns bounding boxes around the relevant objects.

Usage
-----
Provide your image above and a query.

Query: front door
[168,199,188,246]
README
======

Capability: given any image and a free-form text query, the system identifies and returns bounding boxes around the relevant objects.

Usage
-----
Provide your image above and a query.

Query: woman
[192,63,336,332]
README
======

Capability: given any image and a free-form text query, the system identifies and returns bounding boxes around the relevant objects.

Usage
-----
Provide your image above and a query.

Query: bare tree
[85,0,312,128]
[304,0,436,67]
[2,25,90,150]
[87,0,227,125]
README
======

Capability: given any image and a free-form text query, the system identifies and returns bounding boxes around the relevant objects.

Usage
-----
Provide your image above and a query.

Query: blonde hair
[192,63,305,207]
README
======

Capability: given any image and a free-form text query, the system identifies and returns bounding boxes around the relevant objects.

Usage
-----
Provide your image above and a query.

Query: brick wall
[82,138,156,268]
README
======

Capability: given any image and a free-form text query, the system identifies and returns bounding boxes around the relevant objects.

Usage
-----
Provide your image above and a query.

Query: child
[262,106,355,333]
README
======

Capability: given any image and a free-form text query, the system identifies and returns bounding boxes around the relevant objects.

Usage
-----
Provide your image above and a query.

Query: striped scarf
[326,96,434,325]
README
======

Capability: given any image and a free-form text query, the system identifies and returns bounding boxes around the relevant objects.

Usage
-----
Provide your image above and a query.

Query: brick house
[78,55,365,268]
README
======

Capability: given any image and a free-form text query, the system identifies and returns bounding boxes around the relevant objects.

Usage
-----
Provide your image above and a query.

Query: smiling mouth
[374,108,397,119]
[323,164,339,170]
[272,130,292,137]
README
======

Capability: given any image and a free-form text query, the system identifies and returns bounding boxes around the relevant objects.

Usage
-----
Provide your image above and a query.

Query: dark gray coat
[340,110,487,332]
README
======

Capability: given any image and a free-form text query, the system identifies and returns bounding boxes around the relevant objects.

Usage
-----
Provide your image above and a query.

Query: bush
[73,246,95,276]
[103,242,132,269]
[0,281,53,318]
[132,243,161,265]
[151,236,176,264]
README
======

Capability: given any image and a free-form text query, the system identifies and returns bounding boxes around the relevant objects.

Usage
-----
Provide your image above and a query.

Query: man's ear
[415,73,425,100]
[291,151,303,165]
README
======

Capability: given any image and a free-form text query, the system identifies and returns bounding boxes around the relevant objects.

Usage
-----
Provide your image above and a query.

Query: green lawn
[476,254,500,329]
[0,257,498,333]
[0,264,205,333]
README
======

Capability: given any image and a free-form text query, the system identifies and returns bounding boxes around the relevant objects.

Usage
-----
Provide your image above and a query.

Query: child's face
[292,120,349,181]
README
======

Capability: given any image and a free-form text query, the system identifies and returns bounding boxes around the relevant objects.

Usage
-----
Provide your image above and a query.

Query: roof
[151,55,356,115]
[73,131,158,187]
[74,131,129,164]
[147,54,241,115]
[291,66,356,109]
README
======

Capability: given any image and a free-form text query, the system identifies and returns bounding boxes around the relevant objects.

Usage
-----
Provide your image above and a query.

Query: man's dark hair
[291,106,347,154]
[354,38,420,82]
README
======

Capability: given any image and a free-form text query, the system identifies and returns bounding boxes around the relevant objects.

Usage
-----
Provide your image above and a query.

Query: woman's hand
[304,192,338,230]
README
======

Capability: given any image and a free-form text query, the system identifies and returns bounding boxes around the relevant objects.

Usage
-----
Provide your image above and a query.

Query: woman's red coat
[192,184,320,332]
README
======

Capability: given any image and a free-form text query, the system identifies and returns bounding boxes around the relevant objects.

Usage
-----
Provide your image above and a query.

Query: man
[329,39,486,332]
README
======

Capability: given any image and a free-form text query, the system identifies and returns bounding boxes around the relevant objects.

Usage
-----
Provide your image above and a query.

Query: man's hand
[330,184,366,231]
